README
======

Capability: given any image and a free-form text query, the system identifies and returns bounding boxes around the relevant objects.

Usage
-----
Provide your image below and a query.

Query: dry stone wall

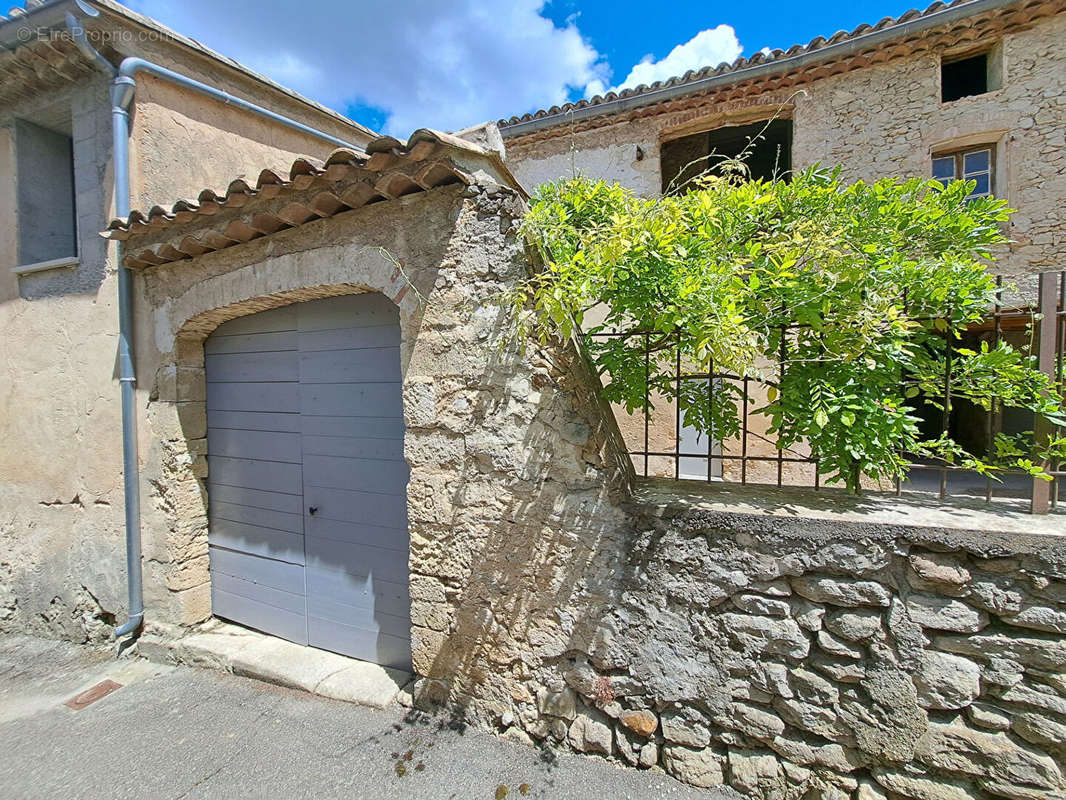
[421,488,1066,800]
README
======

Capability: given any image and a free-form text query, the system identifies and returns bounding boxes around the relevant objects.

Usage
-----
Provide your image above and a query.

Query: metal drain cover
[64,680,122,710]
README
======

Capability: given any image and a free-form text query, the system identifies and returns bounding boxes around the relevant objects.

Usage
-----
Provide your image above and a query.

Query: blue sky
[541,0,922,93]
[130,0,924,137]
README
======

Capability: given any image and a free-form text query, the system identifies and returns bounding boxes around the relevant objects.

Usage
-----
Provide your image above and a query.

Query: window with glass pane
[931,146,994,199]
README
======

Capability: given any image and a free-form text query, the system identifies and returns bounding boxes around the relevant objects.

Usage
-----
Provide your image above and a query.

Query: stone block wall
[423,485,1066,800]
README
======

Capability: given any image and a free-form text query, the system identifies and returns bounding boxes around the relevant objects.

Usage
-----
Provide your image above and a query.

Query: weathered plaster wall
[507,117,664,197]
[128,74,366,213]
[0,74,127,640]
[0,28,375,641]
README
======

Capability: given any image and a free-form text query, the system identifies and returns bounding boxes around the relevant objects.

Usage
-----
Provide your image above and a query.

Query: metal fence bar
[643,334,650,478]
[1032,272,1059,514]
[777,318,786,487]
[674,333,681,481]
[1056,273,1066,510]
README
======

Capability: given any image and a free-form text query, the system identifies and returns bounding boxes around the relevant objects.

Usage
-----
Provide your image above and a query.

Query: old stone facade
[107,124,1066,799]
[3,3,1066,800]
[499,0,1066,485]
[104,135,632,647]
[0,0,373,641]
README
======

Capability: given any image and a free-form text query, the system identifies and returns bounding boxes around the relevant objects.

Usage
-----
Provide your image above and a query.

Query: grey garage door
[205,293,411,671]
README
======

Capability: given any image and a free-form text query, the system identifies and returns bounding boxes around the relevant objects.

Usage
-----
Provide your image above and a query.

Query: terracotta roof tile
[103,128,525,269]
[498,0,1058,137]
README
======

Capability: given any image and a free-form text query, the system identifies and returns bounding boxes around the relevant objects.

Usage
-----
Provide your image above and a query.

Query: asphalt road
[0,635,734,800]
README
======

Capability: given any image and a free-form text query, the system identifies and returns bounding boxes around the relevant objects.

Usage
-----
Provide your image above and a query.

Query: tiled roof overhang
[102,129,526,269]
[0,1,97,105]
[499,0,1063,144]
[0,0,375,139]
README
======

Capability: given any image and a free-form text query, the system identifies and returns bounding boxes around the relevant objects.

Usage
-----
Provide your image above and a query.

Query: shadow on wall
[406,291,635,717]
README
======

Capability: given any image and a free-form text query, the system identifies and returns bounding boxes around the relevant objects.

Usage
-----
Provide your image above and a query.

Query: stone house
[499,0,1066,489]
[2,1,1066,799]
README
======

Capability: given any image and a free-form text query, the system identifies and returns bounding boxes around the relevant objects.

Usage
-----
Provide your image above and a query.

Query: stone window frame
[931,144,996,199]
[938,40,1005,104]
[656,104,797,194]
[924,127,1010,206]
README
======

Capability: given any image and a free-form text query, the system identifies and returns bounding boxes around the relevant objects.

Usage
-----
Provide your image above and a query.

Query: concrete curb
[139,620,412,710]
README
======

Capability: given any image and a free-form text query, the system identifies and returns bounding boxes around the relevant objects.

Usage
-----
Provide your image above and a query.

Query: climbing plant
[512,167,1066,492]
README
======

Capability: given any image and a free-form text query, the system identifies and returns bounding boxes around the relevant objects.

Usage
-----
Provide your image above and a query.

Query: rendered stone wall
[505,14,1066,277]
[127,181,634,667]
[434,486,1066,799]
[0,21,374,642]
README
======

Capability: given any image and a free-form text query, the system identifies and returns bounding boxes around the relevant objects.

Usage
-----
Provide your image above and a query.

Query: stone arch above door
[141,249,422,640]
[131,184,632,698]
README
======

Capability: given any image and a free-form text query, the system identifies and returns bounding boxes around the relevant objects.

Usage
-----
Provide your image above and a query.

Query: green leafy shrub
[513,167,1064,492]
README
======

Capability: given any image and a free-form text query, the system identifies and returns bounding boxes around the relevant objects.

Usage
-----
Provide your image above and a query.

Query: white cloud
[605,25,744,95]
[126,0,607,137]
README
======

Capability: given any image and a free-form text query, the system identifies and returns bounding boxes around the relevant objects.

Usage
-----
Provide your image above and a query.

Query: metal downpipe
[65,5,366,643]
[67,11,143,641]
[110,79,143,640]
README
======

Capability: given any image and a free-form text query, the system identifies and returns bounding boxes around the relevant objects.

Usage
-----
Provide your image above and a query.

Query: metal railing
[591,271,1065,513]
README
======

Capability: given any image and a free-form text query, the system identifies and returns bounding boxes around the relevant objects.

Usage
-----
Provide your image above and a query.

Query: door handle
[308,506,318,516]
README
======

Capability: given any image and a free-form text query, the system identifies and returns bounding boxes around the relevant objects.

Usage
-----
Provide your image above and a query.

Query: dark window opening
[941,53,990,102]
[15,118,77,266]
[660,118,792,195]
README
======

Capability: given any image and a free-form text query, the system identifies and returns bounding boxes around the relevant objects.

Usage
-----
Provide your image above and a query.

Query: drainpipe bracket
[110,76,136,110]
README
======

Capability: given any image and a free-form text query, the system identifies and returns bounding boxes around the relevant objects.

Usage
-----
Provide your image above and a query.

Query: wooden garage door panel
[210,500,303,534]
[301,434,403,461]
[299,347,401,383]
[299,324,400,353]
[213,304,298,335]
[305,517,407,549]
[204,330,298,355]
[209,518,305,565]
[206,410,300,434]
[305,569,411,621]
[206,293,409,667]
[302,455,409,495]
[207,382,300,413]
[296,294,397,332]
[209,483,303,515]
[299,416,404,440]
[300,383,403,418]
[205,350,299,383]
[208,455,302,495]
[307,601,410,646]
[210,546,305,594]
[305,537,409,585]
[213,587,308,645]
[302,486,407,528]
[306,616,410,671]
[212,570,305,615]
[207,429,301,463]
